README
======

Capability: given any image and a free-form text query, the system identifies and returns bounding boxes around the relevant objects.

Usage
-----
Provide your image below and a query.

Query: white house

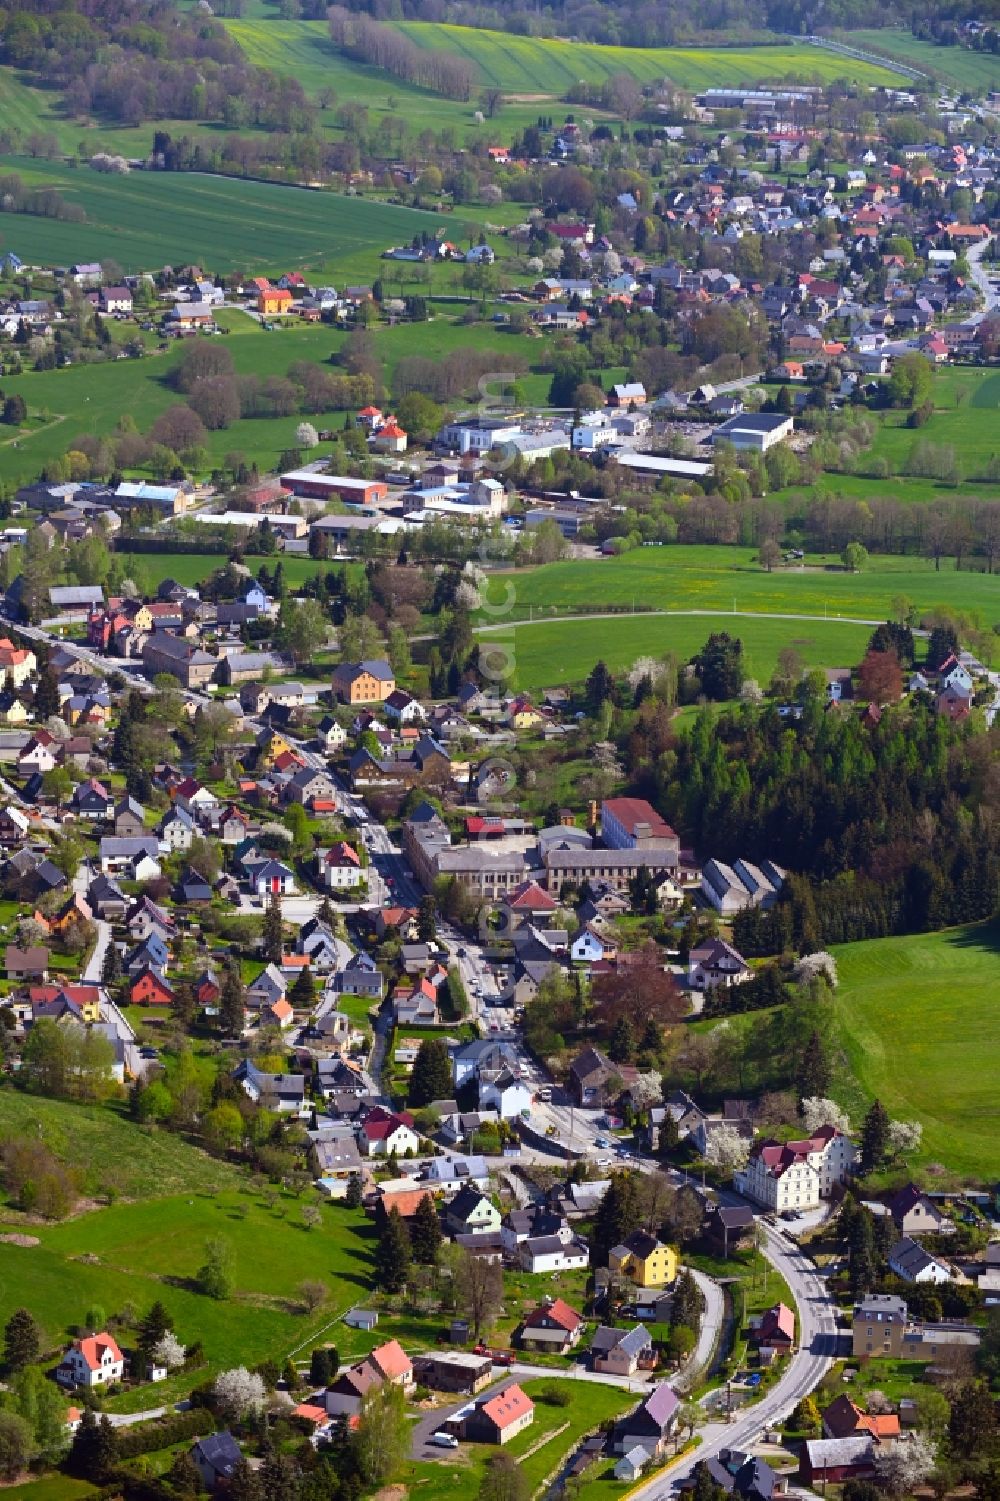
[478,1069,533,1120]
[317,843,363,890]
[735,1124,855,1212]
[358,1107,420,1158]
[888,1237,954,1285]
[56,1333,125,1389]
[688,938,750,991]
[938,655,973,697]
[519,1234,590,1273]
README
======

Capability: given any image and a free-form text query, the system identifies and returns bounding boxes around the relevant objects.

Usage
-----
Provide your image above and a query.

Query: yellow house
[608,1231,678,1288]
[2,697,28,725]
[131,604,154,632]
[511,707,544,729]
[259,732,294,768]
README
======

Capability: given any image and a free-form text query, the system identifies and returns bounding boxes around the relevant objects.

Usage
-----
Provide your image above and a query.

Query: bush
[537,1385,570,1406]
[114,1407,208,1459]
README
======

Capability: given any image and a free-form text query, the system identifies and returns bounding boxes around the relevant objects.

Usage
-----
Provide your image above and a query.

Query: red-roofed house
[464,1383,535,1444]
[502,878,558,925]
[519,1298,584,1353]
[366,1339,414,1390]
[57,1332,125,1388]
[754,1301,795,1352]
[319,842,363,890]
[822,1395,901,1441]
[359,1106,420,1158]
[372,418,408,455]
[736,1124,855,1212]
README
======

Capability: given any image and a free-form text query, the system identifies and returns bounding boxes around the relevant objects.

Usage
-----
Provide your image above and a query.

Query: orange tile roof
[370,1339,412,1381]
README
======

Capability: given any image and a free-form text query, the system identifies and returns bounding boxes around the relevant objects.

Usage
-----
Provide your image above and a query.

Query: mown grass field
[394,23,900,91]
[831,923,1000,1182]
[0,159,446,279]
[849,29,1000,91]
[477,611,874,692]
[481,544,1000,632]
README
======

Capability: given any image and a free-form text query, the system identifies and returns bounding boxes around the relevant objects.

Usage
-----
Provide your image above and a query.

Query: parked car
[430,1433,459,1449]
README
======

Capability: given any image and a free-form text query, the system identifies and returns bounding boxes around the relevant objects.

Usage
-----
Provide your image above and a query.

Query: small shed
[615,1445,651,1481]
[344,1308,378,1331]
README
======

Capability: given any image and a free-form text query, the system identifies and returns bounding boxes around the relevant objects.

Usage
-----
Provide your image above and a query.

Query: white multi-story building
[735,1124,855,1212]
[56,1333,125,1389]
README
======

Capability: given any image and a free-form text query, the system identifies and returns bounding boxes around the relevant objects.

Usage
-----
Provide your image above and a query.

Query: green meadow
[477,611,874,693]
[866,365,1000,478]
[0,1096,379,1394]
[831,923,1000,1182]
[849,29,1000,92]
[480,545,1000,631]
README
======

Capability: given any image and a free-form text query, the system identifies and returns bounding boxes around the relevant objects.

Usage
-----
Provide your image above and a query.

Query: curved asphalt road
[629,1225,840,1498]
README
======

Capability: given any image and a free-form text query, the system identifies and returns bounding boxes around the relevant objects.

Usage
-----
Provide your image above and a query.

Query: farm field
[476,611,875,692]
[394,23,900,91]
[831,923,1000,1182]
[849,29,1000,91]
[480,544,1000,631]
[227,20,551,142]
[0,159,446,280]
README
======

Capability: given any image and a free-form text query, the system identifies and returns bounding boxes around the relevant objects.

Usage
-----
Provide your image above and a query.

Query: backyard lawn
[831,922,1000,1182]
[402,1378,634,1501]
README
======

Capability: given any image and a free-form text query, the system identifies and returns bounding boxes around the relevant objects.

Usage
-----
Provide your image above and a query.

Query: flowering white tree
[151,1331,186,1370]
[628,1071,663,1110]
[214,1367,267,1422]
[704,1124,751,1172]
[627,656,663,691]
[739,678,763,704]
[793,952,839,988]
[873,1434,936,1494]
[296,422,320,449]
[888,1119,923,1156]
[801,1097,851,1135]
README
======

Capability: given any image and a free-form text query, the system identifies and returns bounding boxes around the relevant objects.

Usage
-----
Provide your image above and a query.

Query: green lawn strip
[847,30,1000,91]
[830,922,1000,1183]
[479,613,874,693]
[1,1480,98,1501]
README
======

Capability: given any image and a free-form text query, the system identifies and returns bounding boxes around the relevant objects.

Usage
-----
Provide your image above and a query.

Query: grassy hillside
[394,23,900,91]
[476,611,874,692]
[0,1090,241,1201]
[0,159,446,279]
[849,29,1000,91]
[479,544,1000,631]
[831,924,1000,1182]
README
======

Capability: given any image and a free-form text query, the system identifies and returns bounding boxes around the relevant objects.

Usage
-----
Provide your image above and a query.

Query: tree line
[1,0,312,134]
